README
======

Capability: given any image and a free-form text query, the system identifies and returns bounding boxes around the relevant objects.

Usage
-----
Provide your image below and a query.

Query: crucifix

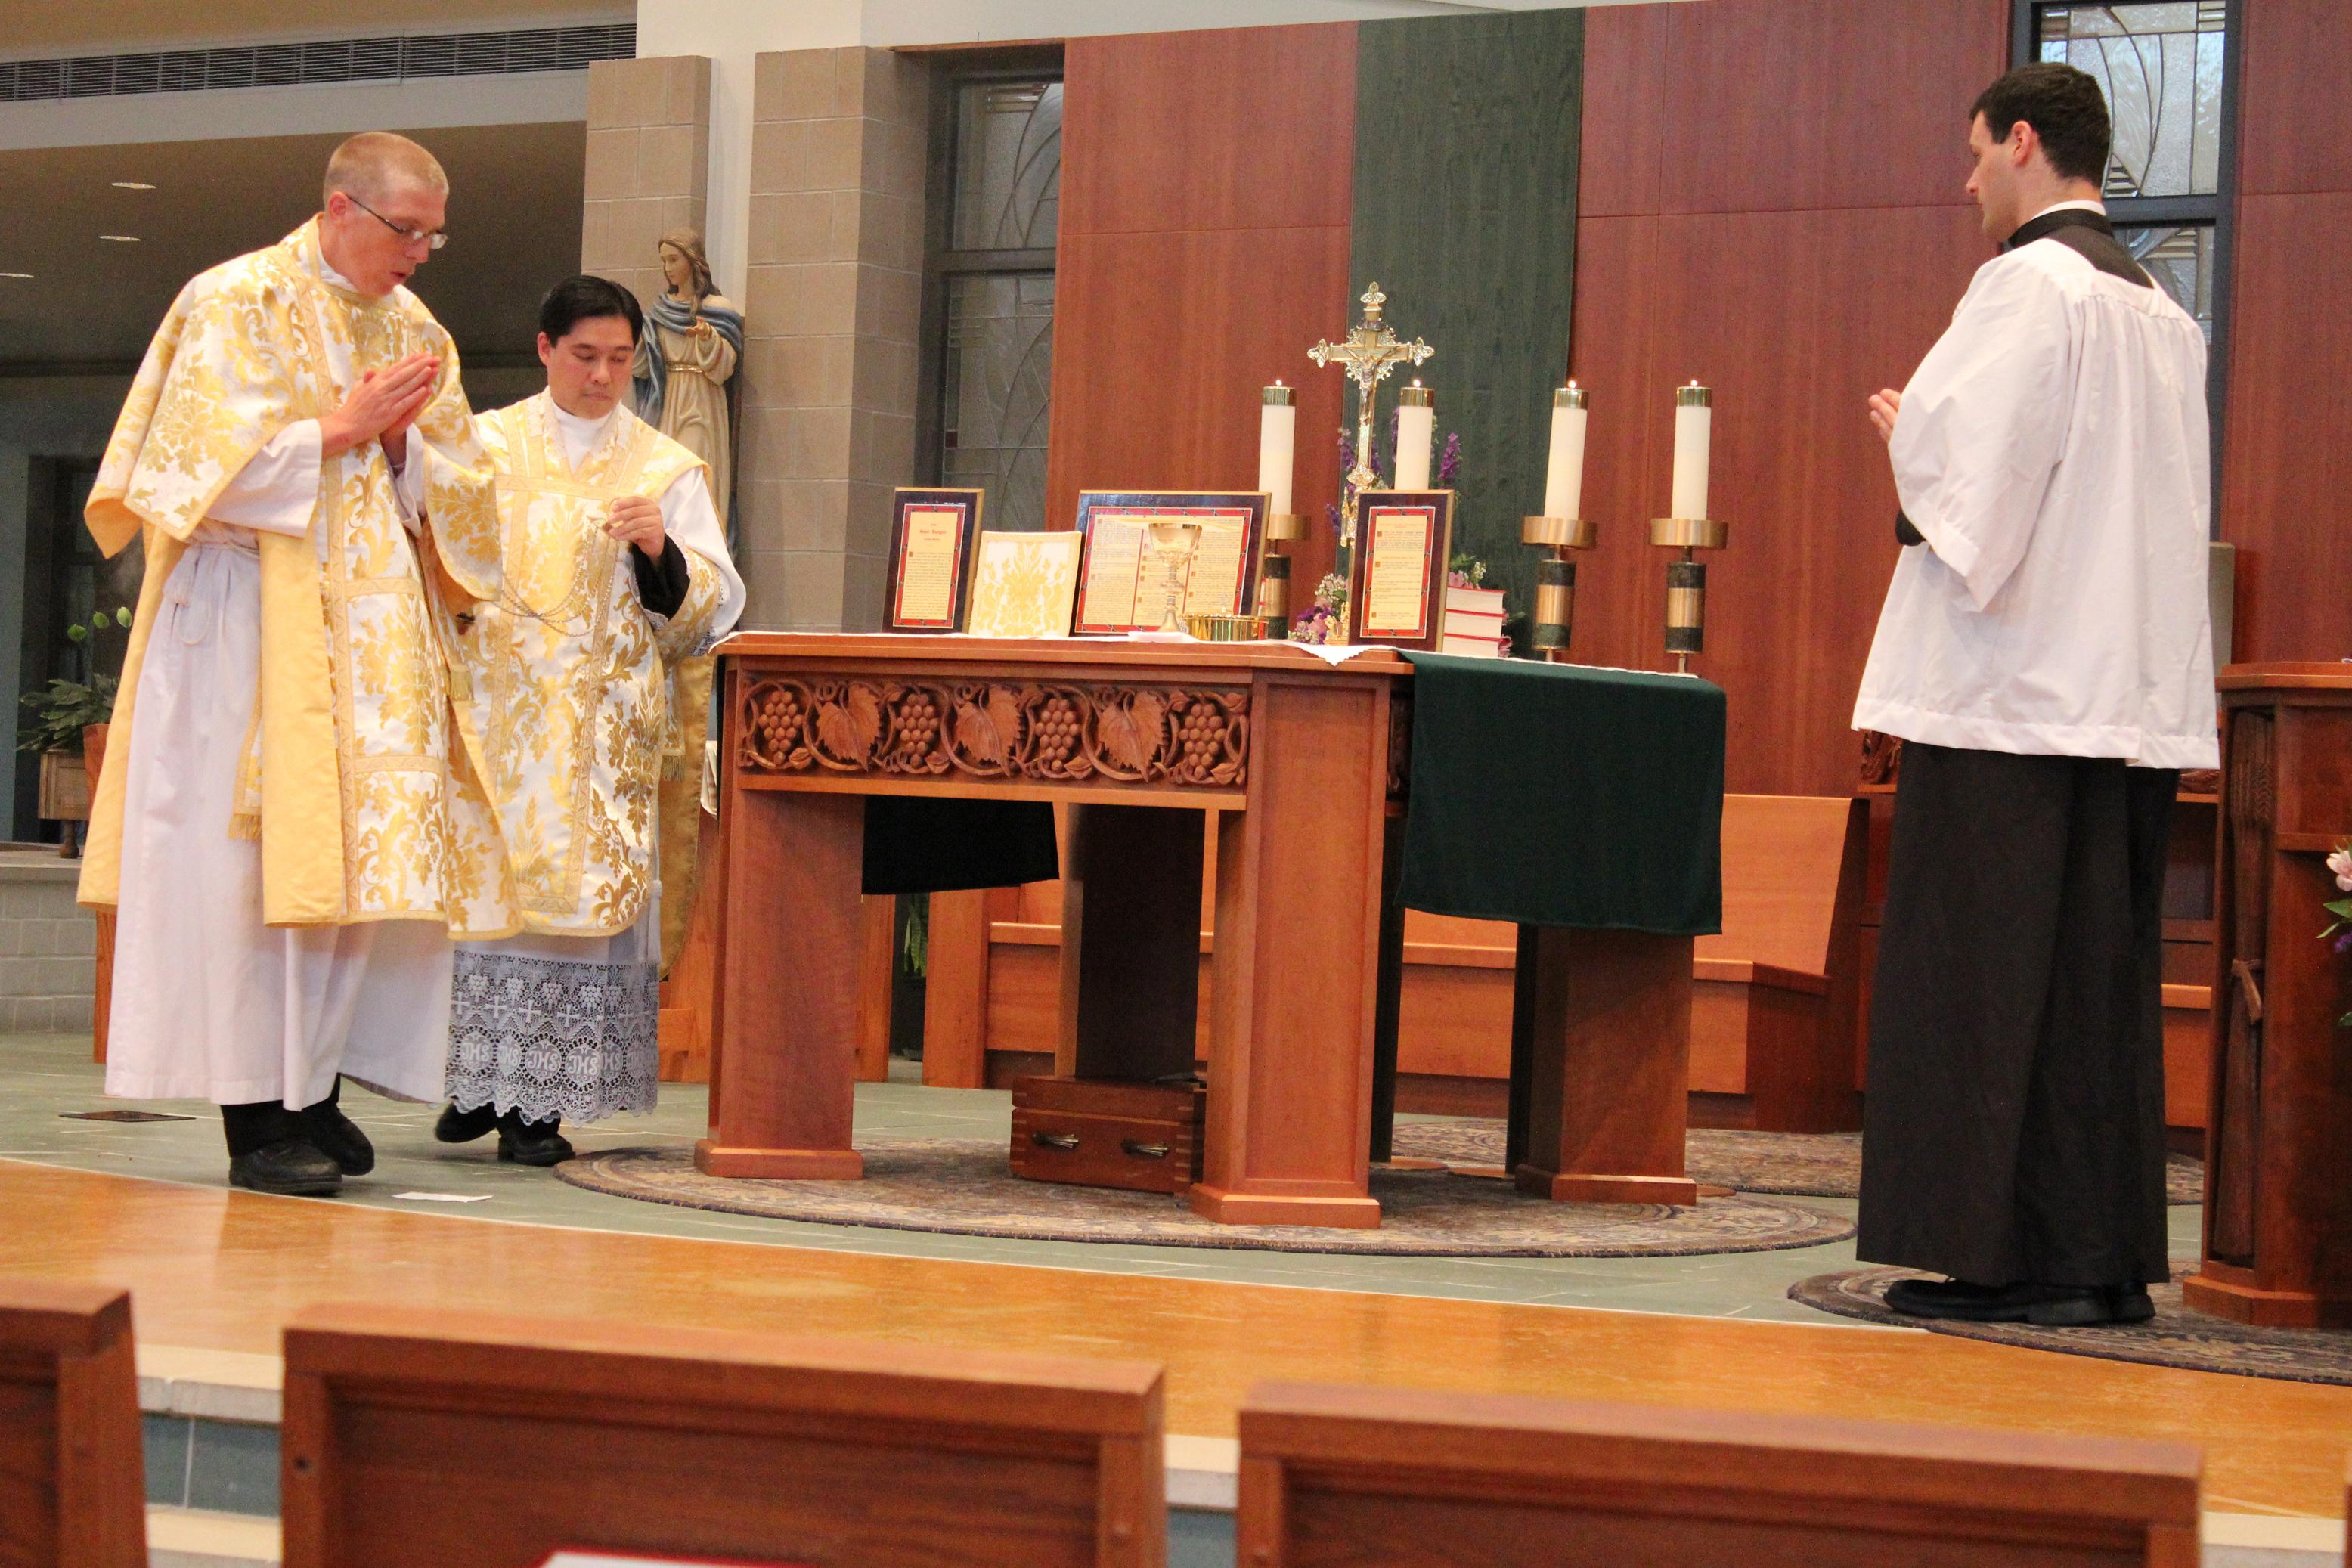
[1309,281,1433,547]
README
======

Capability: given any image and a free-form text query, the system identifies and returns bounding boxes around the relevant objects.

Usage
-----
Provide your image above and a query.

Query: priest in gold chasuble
[436,277,742,1165]
[79,135,506,1198]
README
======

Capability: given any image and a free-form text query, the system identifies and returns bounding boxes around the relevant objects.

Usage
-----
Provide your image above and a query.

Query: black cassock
[1855,742,2174,1288]
[1855,208,2202,1291]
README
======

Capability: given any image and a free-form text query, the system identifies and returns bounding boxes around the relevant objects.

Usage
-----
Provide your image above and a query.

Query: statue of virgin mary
[633,228,744,976]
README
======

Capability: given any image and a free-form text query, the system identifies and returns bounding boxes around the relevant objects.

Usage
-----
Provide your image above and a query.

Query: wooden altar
[702,634,1701,1229]
[2182,663,2352,1327]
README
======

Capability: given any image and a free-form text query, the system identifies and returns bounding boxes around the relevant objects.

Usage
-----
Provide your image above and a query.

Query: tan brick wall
[739,48,930,631]
[581,55,713,316]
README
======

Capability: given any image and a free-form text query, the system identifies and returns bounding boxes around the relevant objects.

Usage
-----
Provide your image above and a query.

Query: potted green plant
[20,609,132,850]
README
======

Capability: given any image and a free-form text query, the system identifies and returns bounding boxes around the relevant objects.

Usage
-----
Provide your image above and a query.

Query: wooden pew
[0,1281,146,1568]
[281,1303,1166,1568]
[1238,1382,2201,1567]
[946,795,1869,1130]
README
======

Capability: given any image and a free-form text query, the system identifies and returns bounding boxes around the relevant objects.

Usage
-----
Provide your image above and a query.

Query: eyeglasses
[343,194,448,252]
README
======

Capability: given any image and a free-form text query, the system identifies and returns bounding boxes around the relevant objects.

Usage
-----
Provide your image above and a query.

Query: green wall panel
[1349,9,1583,635]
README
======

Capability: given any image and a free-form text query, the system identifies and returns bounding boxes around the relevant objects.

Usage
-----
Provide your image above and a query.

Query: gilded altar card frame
[1069,490,1270,636]
[1346,489,1455,650]
[884,487,986,634]
[964,528,1085,639]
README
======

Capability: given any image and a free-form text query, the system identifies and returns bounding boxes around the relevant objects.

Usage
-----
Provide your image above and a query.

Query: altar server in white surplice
[435,276,742,1166]
[1852,64,2217,1329]
[82,133,506,1198]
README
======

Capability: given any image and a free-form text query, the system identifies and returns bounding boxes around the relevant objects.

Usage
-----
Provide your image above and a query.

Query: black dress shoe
[300,1099,374,1176]
[435,1102,499,1144]
[228,1139,343,1196]
[1884,1278,2039,1321]
[2106,1284,2157,1325]
[1884,1277,2135,1327]
[496,1111,574,1167]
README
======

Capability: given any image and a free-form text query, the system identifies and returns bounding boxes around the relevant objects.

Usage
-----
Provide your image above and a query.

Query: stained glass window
[2037,3,2226,200]
[950,81,1061,252]
[2120,224,2216,339]
[941,274,1055,532]
[928,75,1061,533]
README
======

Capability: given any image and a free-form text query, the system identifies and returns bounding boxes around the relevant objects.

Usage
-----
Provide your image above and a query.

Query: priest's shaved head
[318,132,450,298]
[321,131,448,207]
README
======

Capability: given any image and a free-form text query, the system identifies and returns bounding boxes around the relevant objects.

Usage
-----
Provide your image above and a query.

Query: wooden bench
[930,795,1869,1132]
[0,1281,145,1568]
[1238,1381,2201,1567]
[281,1303,1166,1568]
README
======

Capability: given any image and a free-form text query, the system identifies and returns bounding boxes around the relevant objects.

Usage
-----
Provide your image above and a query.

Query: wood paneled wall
[1568,0,2009,797]
[1046,23,1356,594]
[2218,0,2352,662]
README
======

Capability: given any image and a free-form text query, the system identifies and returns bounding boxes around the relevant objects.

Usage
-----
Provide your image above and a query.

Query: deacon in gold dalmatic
[80,133,509,1198]
[435,275,742,1167]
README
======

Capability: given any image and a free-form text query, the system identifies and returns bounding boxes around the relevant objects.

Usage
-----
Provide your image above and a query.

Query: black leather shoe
[1884,1277,2137,1327]
[228,1139,343,1196]
[1884,1278,2040,1321]
[300,1099,374,1176]
[435,1102,499,1145]
[496,1111,574,1167]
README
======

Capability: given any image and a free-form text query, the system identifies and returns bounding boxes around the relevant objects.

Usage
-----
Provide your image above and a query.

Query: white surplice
[445,397,741,1123]
[104,256,454,1110]
[1852,203,2219,770]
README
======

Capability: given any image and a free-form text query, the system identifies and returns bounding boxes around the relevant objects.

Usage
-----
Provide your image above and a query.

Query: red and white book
[1439,632,1507,658]
[1445,584,1505,618]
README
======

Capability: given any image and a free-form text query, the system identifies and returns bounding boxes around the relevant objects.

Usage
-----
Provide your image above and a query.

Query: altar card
[1346,490,1456,649]
[1071,491,1269,635]
[884,488,984,633]
[964,528,1083,639]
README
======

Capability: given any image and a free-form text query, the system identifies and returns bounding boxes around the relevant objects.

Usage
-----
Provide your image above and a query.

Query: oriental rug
[1789,1266,2352,1387]
[556,1137,1853,1257]
[1388,1120,2206,1206]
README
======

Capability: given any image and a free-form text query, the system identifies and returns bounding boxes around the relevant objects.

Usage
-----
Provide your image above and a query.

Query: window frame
[2012,0,2242,513]
[913,51,1065,516]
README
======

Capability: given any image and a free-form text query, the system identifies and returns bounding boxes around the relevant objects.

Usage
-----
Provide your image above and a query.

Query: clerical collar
[2005,202,2112,252]
[548,396,616,440]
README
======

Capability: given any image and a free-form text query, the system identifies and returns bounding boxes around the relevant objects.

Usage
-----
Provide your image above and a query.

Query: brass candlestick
[1522,383,1594,659]
[1651,383,1725,675]
[1260,383,1303,630]
[1309,281,1433,547]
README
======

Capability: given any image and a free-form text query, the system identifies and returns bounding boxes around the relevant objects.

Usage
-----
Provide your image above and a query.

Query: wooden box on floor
[280,1303,1167,1568]
[1236,1382,2201,1568]
[1011,1077,1205,1195]
[0,1281,146,1568]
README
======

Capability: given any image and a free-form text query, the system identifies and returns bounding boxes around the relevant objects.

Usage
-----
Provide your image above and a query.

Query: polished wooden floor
[1,1158,2344,1519]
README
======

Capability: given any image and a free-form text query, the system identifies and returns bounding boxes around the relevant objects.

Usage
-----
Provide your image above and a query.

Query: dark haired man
[432,275,743,1164]
[1852,63,2215,1326]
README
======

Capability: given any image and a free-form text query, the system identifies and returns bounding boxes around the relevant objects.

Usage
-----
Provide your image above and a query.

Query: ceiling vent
[0,22,634,104]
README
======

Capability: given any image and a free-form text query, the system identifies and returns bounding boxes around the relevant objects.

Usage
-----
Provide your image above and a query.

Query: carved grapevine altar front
[740,674,1250,789]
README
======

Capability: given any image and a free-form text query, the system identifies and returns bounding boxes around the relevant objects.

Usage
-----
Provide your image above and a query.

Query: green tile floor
[0,1033,2204,1323]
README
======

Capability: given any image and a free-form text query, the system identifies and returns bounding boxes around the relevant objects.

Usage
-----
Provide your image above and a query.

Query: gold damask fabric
[79,218,506,931]
[446,394,722,938]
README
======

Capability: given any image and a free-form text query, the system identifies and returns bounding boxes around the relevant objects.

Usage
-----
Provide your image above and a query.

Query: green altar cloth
[1397,654,1723,935]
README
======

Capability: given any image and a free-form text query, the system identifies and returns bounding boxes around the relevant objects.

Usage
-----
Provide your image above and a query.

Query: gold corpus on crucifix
[1309,281,1433,547]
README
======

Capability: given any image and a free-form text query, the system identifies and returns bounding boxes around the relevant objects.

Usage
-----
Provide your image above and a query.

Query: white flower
[2331,846,2352,892]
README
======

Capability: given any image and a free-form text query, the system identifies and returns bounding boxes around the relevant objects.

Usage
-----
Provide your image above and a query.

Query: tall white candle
[1670,382,1712,519]
[1258,383,1297,517]
[1396,381,1434,491]
[1541,382,1588,519]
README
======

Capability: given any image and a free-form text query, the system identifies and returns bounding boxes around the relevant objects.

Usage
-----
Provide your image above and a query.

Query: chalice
[1141,520,1203,638]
